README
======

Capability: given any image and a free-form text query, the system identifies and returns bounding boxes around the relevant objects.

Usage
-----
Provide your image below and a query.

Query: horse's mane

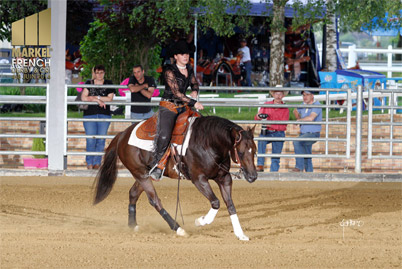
[192,116,242,149]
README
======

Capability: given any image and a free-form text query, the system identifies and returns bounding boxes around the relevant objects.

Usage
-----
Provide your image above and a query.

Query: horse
[93,115,258,240]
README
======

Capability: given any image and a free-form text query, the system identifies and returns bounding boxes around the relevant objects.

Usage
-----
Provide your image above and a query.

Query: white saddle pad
[127,117,197,156]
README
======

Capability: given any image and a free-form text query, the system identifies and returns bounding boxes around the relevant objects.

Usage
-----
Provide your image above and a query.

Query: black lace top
[162,64,199,106]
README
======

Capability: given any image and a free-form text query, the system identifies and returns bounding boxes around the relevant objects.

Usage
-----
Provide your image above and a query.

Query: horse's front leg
[218,173,249,241]
[139,177,188,237]
[192,175,220,227]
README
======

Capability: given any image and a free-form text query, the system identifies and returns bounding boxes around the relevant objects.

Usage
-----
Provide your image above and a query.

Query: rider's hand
[194,102,204,110]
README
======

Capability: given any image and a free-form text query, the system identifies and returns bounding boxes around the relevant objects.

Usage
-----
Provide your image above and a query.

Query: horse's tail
[93,132,121,205]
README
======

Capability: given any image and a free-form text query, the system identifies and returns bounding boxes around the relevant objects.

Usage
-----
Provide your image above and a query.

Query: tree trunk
[269,1,286,87]
[396,34,402,61]
[325,1,337,72]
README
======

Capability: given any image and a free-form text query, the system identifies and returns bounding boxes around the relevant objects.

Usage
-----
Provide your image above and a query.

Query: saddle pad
[128,117,197,155]
[128,120,153,151]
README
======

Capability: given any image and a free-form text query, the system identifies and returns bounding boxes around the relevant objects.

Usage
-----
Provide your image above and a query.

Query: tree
[0,0,47,42]
[80,18,161,84]
[268,0,286,87]
[80,0,253,83]
[264,0,401,81]
[128,0,252,43]
[326,0,402,71]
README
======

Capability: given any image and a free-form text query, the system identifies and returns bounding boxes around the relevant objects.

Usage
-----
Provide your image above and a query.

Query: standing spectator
[291,90,322,172]
[255,89,289,172]
[128,65,157,120]
[238,38,252,86]
[81,65,115,169]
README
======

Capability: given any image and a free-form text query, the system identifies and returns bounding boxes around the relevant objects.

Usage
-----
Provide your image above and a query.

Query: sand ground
[1,176,401,268]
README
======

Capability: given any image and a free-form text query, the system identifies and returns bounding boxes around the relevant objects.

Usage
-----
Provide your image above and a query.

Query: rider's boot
[150,147,171,181]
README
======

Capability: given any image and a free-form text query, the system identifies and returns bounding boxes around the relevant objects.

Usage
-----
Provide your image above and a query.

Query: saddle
[136,106,201,145]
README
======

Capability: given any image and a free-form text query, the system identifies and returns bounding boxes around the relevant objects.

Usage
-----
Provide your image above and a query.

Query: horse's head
[230,126,258,183]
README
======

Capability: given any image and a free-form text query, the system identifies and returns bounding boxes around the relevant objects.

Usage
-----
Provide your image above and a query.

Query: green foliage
[337,0,402,33]
[0,0,47,41]
[81,0,254,84]
[0,86,46,113]
[32,131,46,159]
[129,0,253,43]
[80,17,161,84]
[291,0,326,31]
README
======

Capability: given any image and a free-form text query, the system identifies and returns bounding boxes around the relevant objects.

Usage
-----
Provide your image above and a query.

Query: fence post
[125,91,131,119]
[348,44,357,68]
[355,85,363,173]
[387,45,393,78]
[48,0,67,173]
[346,88,352,158]
[367,87,373,159]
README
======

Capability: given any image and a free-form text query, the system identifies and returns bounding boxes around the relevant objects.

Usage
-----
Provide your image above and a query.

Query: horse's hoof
[194,216,205,227]
[133,225,140,232]
[176,227,189,237]
[237,234,249,241]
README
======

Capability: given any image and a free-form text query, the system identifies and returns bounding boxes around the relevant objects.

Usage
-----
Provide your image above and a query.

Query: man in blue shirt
[291,90,322,172]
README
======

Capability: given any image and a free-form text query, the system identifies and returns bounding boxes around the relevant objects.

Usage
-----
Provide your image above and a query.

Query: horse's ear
[249,125,256,136]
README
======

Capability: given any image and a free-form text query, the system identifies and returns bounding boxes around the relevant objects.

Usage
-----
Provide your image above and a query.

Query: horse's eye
[238,152,244,158]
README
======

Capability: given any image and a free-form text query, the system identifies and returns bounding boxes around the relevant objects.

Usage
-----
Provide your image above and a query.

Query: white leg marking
[230,214,249,241]
[195,208,219,227]
[176,227,189,237]
[134,225,140,232]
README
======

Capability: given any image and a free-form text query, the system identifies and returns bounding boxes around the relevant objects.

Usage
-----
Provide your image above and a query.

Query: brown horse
[93,115,258,240]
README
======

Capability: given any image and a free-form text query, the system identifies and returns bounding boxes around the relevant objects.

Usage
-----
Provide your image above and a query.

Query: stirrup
[149,165,164,181]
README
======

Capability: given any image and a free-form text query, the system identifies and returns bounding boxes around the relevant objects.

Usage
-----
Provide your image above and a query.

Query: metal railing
[0,83,49,156]
[3,82,397,171]
[63,84,353,161]
[367,84,402,159]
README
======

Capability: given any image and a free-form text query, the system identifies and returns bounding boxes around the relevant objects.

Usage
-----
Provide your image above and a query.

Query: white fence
[318,45,402,78]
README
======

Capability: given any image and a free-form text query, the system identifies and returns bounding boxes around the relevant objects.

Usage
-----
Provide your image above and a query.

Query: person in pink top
[255,89,289,172]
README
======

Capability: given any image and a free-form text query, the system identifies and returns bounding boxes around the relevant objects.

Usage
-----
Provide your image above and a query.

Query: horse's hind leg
[140,177,188,237]
[128,180,143,230]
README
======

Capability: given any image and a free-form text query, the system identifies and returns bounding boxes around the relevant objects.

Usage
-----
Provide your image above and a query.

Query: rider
[150,40,204,181]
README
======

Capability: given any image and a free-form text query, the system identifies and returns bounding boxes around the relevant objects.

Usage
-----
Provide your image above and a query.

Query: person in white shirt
[238,39,252,86]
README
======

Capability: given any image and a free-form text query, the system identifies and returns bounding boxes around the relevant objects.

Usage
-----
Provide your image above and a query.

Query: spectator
[81,65,115,169]
[291,90,322,172]
[255,89,289,172]
[128,65,157,120]
[238,38,252,86]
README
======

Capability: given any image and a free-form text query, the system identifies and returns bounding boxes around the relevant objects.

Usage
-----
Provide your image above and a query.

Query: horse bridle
[232,130,244,167]
[211,129,245,179]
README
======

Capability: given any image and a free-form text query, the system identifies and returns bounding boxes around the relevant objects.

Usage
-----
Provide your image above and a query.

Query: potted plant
[23,132,48,169]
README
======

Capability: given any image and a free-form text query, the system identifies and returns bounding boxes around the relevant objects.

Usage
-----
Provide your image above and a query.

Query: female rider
[150,40,204,181]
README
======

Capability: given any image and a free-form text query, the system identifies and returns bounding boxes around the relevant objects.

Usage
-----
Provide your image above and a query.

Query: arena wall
[1,114,401,173]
